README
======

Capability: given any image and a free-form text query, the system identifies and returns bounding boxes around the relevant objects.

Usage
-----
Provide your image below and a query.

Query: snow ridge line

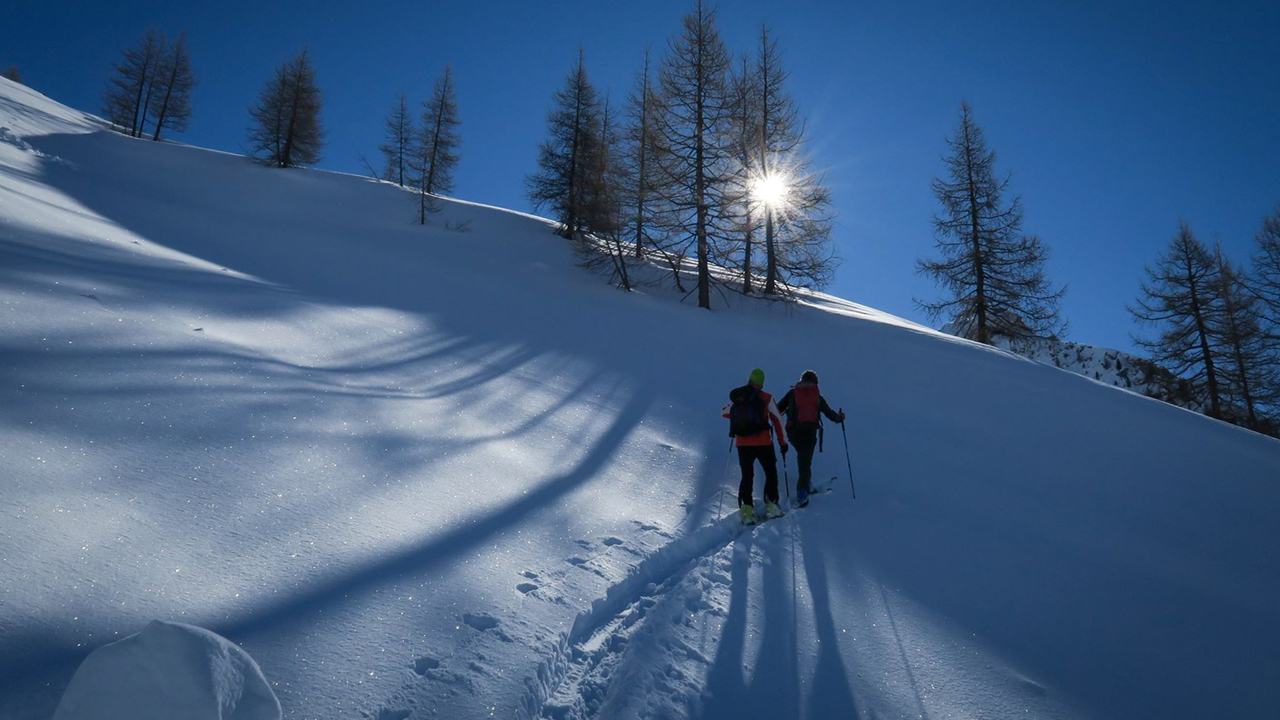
[517,514,743,720]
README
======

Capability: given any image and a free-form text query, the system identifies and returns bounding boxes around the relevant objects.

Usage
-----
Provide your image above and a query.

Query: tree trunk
[281,73,301,168]
[633,64,650,259]
[963,118,988,344]
[1185,259,1221,417]
[695,35,710,310]
[760,28,776,296]
[129,49,153,138]
[151,58,179,141]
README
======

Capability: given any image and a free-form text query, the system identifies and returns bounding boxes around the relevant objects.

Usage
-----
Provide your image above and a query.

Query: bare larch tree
[653,0,732,309]
[753,24,835,295]
[147,31,195,142]
[1130,222,1223,418]
[102,29,167,138]
[576,97,633,290]
[526,49,603,240]
[413,64,462,223]
[725,54,762,295]
[1212,250,1279,430]
[380,92,412,187]
[1250,207,1280,342]
[247,48,324,168]
[917,101,1065,343]
[620,49,666,261]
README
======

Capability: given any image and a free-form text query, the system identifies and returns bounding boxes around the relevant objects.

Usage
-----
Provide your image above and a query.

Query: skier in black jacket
[775,370,844,506]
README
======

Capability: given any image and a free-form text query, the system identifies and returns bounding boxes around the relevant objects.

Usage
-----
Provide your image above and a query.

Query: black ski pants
[737,444,779,507]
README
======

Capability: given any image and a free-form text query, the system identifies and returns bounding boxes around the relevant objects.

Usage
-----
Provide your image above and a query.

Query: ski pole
[840,410,856,500]
[716,437,734,519]
[781,449,792,504]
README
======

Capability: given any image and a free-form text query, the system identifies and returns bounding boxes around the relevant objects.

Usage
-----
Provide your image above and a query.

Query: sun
[750,172,790,210]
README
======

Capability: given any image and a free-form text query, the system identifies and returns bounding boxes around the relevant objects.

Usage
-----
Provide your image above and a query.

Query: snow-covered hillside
[974,331,1204,412]
[3,76,1280,720]
[940,313,1197,407]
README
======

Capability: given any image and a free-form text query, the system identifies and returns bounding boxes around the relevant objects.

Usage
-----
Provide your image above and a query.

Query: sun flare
[751,172,790,209]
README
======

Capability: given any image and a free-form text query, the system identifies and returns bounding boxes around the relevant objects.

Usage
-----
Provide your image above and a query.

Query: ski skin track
[518,481,847,719]
[517,515,740,719]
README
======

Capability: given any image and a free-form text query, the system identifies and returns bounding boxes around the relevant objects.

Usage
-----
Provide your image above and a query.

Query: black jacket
[776,382,843,443]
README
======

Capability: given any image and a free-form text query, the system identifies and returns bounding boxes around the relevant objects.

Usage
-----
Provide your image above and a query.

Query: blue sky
[6,0,1279,353]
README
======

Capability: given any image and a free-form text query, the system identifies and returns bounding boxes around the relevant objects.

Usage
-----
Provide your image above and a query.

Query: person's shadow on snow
[696,532,754,719]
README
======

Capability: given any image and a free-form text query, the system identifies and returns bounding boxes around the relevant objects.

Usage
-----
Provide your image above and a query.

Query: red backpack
[792,383,821,429]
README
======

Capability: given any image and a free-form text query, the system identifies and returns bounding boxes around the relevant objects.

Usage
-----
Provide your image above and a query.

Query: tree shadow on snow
[0,387,653,717]
[223,386,653,630]
[1,130,806,716]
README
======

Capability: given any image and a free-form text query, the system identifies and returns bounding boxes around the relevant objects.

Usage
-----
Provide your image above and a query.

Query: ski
[795,479,837,508]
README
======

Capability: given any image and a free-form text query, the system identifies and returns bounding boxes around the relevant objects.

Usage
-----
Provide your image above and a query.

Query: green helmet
[748,368,765,387]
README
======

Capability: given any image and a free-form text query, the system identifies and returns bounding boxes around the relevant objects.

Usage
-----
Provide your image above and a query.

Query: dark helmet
[800,370,818,384]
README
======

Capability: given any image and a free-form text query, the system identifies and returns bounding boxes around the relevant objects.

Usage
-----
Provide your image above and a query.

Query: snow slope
[3,76,1279,720]
[943,320,1207,416]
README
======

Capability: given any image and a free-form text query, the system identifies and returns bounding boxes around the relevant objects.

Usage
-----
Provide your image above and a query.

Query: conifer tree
[247,49,324,168]
[380,92,411,187]
[1130,222,1223,418]
[917,101,1064,343]
[526,50,602,240]
[653,0,733,309]
[412,64,462,223]
[148,32,196,141]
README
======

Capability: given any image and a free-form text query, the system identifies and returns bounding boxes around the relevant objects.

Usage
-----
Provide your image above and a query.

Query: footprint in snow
[601,537,624,546]
[516,582,539,594]
[376,708,410,720]
[566,557,587,566]
[632,520,673,538]
[413,655,441,675]
[462,613,499,631]
[521,570,538,579]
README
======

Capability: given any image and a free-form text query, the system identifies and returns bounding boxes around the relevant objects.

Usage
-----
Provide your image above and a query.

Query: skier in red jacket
[775,370,845,507]
[722,368,788,524]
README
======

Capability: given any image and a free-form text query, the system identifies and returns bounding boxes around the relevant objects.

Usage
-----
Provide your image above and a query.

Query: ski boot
[796,486,810,508]
[739,504,758,525]
[764,501,785,520]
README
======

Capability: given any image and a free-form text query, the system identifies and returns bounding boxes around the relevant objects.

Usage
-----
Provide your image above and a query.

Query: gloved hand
[781,444,789,458]
[838,410,846,423]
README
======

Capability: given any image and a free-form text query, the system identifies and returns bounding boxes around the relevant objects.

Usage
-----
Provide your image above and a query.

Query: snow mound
[52,620,280,720]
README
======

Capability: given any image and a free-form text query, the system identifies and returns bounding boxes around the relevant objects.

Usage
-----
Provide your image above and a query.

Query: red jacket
[722,387,788,448]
